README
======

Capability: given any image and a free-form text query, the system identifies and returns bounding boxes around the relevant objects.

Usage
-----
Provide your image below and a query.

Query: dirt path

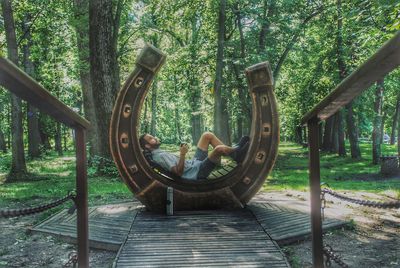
[0,190,398,267]
[0,214,115,267]
[269,190,400,268]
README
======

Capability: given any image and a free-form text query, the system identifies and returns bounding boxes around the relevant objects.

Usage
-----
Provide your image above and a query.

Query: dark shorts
[194,148,216,180]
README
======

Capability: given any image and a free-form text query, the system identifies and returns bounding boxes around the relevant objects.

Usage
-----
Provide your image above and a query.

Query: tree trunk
[89,0,121,160]
[372,79,384,164]
[398,112,400,156]
[322,116,334,151]
[150,80,157,137]
[213,0,230,145]
[39,122,52,150]
[2,0,27,180]
[332,114,339,153]
[0,102,7,152]
[231,5,251,136]
[188,16,203,145]
[258,0,276,53]
[337,110,346,156]
[7,106,11,149]
[27,105,41,157]
[381,112,386,144]
[346,102,361,158]
[335,0,347,157]
[337,0,360,158]
[55,122,63,156]
[73,0,100,157]
[390,93,400,145]
[173,74,182,143]
[295,125,303,144]
[22,13,41,158]
[63,126,68,151]
[0,129,6,152]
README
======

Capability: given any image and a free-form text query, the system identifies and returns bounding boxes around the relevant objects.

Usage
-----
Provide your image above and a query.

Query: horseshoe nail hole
[255,151,266,164]
[120,133,129,148]
[134,77,144,87]
[123,104,132,117]
[243,177,251,185]
[262,123,271,136]
[129,165,138,174]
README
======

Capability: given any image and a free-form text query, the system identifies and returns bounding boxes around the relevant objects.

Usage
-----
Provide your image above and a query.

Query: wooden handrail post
[75,127,89,267]
[307,117,323,268]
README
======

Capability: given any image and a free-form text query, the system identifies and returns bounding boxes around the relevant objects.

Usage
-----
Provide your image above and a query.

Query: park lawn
[0,141,399,216]
[266,142,400,198]
[0,151,132,221]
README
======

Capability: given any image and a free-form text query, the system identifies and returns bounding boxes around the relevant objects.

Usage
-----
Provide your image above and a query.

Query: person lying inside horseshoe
[139,132,250,180]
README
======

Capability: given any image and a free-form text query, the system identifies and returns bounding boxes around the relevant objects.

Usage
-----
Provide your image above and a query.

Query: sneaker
[235,136,250,148]
[231,141,250,163]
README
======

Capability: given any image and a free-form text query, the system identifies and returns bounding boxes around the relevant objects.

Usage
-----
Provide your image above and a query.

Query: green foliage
[88,155,120,177]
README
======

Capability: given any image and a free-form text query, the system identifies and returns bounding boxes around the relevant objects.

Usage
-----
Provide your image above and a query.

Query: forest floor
[0,142,399,267]
[268,190,400,268]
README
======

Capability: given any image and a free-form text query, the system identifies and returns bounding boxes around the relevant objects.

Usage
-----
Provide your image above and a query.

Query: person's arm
[171,144,188,176]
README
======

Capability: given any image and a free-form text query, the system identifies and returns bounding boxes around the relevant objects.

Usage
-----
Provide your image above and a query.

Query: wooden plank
[0,57,90,129]
[114,209,290,268]
[301,31,400,125]
[249,202,347,246]
[32,202,140,251]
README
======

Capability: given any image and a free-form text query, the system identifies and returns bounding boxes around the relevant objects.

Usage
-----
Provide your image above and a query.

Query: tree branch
[273,7,324,81]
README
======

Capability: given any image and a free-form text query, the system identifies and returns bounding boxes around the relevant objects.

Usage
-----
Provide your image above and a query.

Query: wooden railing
[301,31,400,267]
[0,57,90,267]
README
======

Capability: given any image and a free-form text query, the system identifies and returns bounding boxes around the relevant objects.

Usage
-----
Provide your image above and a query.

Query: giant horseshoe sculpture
[110,44,279,212]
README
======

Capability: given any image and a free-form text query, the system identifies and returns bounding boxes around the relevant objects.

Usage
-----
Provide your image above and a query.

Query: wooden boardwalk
[249,202,345,245]
[113,209,290,268]
[32,197,347,267]
[33,201,141,251]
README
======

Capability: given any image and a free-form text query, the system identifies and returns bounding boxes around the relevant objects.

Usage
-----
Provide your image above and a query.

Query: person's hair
[139,134,149,150]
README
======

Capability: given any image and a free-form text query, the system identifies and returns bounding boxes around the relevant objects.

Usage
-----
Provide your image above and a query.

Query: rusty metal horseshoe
[110,44,279,212]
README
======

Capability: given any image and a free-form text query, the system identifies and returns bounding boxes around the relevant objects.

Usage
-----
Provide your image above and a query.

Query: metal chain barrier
[320,190,348,267]
[322,188,400,209]
[323,245,349,268]
[0,191,76,218]
[320,187,399,267]
[63,251,78,267]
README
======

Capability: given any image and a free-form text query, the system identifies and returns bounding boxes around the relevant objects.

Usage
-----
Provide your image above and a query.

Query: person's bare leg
[208,145,235,164]
[197,132,225,151]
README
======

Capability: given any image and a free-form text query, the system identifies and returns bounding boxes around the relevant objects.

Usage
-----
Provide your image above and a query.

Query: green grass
[0,151,131,220]
[0,142,399,215]
[265,142,400,198]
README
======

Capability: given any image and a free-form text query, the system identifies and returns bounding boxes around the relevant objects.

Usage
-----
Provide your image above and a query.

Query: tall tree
[231,2,251,138]
[188,14,203,145]
[22,13,42,158]
[390,92,400,145]
[336,0,354,158]
[322,117,334,151]
[258,0,276,53]
[150,81,157,137]
[372,79,384,164]
[73,0,100,157]
[213,0,230,145]
[2,0,28,180]
[89,0,122,161]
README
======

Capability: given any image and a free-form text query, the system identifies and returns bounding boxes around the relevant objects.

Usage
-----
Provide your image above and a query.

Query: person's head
[139,134,161,151]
